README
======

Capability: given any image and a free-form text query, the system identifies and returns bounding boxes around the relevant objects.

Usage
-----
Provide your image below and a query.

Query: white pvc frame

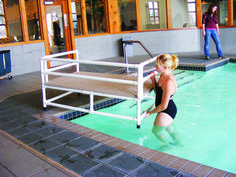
[40,50,157,128]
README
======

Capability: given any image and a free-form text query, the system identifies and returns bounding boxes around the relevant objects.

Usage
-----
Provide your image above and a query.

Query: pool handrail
[123,40,154,72]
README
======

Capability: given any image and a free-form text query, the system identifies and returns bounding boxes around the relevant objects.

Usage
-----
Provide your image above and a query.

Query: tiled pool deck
[0,53,236,177]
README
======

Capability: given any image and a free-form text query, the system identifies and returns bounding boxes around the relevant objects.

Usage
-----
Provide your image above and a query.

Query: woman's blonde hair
[156,54,179,70]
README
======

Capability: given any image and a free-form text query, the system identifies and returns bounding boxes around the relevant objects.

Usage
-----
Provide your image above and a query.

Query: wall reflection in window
[85,0,107,34]
[118,0,137,31]
[4,0,23,42]
[171,0,196,28]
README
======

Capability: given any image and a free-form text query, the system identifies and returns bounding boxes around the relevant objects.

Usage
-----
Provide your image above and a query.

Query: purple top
[202,12,218,29]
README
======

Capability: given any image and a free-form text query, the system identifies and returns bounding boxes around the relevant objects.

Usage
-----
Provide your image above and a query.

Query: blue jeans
[204,29,224,57]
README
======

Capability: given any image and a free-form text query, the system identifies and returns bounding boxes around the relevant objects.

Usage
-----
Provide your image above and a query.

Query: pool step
[175,71,201,88]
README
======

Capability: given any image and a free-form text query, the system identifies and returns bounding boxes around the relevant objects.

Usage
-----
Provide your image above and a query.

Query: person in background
[144,54,181,146]
[202,3,225,60]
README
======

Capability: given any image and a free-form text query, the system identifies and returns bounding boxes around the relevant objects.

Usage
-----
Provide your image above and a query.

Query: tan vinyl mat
[45,71,153,98]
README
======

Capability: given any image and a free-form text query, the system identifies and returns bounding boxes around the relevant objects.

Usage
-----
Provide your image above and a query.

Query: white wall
[75,28,200,60]
[0,42,45,76]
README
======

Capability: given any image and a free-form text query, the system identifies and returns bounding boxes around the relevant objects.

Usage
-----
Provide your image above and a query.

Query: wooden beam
[107,0,120,33]
[106,0,112,33]
[67,0,76,51]
[166,0,171,29]
[66,0,76,59]
[228,0,233,26]
[104,0,110,33]
[39,0,50,68]
[19,0,29,42]
[39,0,50,55]
[196,0,202,28]
[81,0,88,35]
[135,0,141,31]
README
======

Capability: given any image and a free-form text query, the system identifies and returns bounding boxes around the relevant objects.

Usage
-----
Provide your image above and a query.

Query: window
[187,0,196,26]
[139,0,167,30]
[1,0,23,43]
[148,1,159,25]
[118,0,137,31]
[71,0,108,35]
[71,1,83,35]
[170,0,196,28]
[25,0,41,40]
[85,0,107,34]
[219,0,228,25]
[0,0,7,38]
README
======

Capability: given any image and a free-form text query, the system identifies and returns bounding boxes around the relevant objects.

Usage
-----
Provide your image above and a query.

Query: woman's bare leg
[152,113,173,144]
[152,125,168,145]
[166,124,182,146]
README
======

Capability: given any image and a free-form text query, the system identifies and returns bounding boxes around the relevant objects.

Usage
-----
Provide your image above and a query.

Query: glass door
[45,0,70,54]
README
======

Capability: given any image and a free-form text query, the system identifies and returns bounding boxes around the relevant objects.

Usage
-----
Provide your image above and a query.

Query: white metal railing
[40,50,157,128]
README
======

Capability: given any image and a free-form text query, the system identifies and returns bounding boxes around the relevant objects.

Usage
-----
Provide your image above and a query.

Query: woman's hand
[216,24,220,35]
[202,24,206,36]
[148,72,156,85]
[202,30,205,36]
[143,111,150,118]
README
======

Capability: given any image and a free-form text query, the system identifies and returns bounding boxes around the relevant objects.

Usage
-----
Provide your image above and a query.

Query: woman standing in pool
[202,3,225,60]
[144,54,180,145]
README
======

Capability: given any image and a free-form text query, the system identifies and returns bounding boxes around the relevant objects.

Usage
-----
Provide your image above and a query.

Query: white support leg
[136,99,141,128]
[75,50,79,72]
[42,87,47,109]
[136,64,144,128]
[90,93,94,113]
[40,59,47,109]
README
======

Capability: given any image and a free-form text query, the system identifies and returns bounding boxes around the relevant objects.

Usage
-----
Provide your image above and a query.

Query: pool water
[71,63,236,174]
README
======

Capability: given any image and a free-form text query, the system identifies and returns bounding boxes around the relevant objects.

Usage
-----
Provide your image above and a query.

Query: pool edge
[34,110,233,177]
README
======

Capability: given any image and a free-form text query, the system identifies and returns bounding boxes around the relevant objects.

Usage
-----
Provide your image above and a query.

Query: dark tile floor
[0,88,194,177]
[0,52,236,177]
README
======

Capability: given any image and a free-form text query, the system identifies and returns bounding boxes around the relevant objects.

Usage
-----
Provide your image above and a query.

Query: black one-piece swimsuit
[155,82,177,119]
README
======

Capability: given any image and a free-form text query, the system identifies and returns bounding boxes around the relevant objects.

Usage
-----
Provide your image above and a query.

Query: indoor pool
[71,63,236,174]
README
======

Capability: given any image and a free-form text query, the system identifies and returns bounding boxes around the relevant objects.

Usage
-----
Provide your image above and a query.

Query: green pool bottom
[71,63,236,174]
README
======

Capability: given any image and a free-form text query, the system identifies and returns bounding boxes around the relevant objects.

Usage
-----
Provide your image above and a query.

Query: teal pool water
[71,63,236,174]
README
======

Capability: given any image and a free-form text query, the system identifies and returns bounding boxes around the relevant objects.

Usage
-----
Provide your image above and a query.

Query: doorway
[45,0,72,54]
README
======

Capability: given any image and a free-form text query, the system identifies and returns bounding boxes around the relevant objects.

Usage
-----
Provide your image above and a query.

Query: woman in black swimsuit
[144,54,181,145]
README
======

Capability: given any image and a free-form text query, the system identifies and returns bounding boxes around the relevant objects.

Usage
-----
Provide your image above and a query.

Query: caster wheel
[8,75,12,80]
[137,125,141,129]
